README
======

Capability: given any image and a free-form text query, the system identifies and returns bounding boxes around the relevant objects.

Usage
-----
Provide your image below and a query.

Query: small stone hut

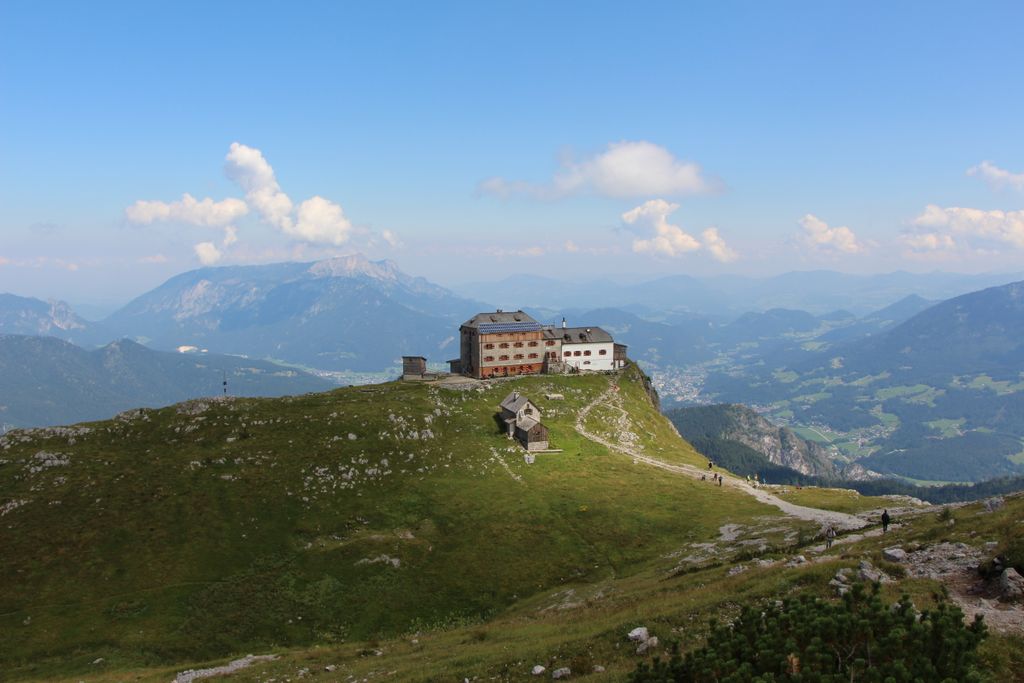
[498,391,549,451]
[402,355,428,380]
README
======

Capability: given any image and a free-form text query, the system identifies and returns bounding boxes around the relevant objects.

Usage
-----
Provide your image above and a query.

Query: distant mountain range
[0,335,334,430]
[458,270,1021,317]
[0,293,112,346]
[840,281,1024,382]
[101,254,484,372]
[697,280,1024,483]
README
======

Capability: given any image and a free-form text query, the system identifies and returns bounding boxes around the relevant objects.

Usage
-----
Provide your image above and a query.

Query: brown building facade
[459,311,561,379]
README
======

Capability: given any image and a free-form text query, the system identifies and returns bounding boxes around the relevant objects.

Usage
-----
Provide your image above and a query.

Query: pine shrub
[630,583,987,682]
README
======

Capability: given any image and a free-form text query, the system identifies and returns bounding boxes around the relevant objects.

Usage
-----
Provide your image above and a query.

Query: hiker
[701,474,706,481]
[708,461,713,471]
[825,526,836,549]
[881,509,891,533]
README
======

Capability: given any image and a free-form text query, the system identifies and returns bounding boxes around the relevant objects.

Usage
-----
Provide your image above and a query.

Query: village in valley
[400,309,628,452]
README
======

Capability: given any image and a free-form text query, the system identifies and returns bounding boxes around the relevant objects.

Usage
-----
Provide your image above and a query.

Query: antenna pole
[223,371,228,396]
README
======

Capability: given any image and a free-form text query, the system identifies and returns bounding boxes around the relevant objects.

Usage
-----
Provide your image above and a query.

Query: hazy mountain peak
[306,254,400,281]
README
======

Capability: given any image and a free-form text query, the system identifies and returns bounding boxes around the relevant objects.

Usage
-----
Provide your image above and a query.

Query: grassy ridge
[0,366,781,680]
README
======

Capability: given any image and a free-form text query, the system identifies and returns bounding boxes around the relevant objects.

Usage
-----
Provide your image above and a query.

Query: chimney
[561,317,567,329]
[513,391,519,400]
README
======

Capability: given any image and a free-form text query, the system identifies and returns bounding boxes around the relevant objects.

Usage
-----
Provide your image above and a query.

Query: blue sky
[2,1,1023,305]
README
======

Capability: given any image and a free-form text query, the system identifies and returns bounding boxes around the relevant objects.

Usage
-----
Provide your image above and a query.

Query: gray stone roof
[499,391,532,414]
[516,415,540,431]
[558,326,614,344]
[461,310,539,329]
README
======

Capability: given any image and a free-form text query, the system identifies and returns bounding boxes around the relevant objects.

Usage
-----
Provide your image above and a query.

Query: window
[499,343,509,349]
[514,342,523,348]
[574,351,582,357]
[528,353,538,359]
[484,356,494,362]
[584,350,592,356]
[528,341,538,347]
[583,360,591,365]
[599,349,607,355]
[484,343,494,350]
[499,355,509,361]
[564,350,571,357]
[514,353,524,360]
[545,340,555,346]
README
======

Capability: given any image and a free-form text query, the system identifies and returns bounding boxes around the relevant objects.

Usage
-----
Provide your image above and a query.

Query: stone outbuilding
[498,391,549,451]
[402,355,428,379]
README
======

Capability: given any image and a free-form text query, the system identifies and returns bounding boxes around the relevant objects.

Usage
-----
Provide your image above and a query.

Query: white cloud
[223,142,354,246]
[901,232,957,252]
[381,229,403,248]
[564,240,580,253]
[967,161,1024,192]
[481,141,717,199]
[224,142,295,231]
[798,214,865,254]
[911,204,1024,249]
[286,196,352,246]
[222,225,238,247]
[194,241,222,265]
[125,193,248,226]
[138,253,169,264]
[622,199,701,257]
[701,227,738,262]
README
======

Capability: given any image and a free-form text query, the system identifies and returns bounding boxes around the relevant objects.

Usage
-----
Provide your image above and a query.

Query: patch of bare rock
[173,653,278,682]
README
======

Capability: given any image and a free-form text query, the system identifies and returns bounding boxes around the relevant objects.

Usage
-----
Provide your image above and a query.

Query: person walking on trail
[825,526,837,549]
[718,475,723,487]
[881,509,891,533]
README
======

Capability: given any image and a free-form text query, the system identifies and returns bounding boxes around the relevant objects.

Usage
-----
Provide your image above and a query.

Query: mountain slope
[666,404,841,478]
[103,254,484,371]
[841,280,1024,381]
[0,335,334,429]
[0,366,785,678]
[818,294,936,343]
[0,293,111,346]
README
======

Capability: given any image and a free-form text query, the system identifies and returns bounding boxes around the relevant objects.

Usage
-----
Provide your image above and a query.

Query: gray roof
[516,415,540,431]
[462,310,540,330]
[558,326,614,344]
[500,391,533,414]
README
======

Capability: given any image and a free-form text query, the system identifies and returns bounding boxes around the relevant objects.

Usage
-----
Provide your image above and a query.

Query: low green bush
[631,583,986,682]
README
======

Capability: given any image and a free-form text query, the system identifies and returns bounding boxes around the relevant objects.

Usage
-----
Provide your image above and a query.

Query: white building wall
[561,341,616,371]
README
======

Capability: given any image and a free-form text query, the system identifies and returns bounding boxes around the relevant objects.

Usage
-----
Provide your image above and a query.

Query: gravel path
[174,654,278,682]
[575,383,867,531]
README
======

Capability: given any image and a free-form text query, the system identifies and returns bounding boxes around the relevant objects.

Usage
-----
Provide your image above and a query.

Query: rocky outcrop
[999,568,1024,603]
[671,404,839,478]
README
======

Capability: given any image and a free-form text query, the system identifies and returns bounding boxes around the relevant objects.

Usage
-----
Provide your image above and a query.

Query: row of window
[564,349,607,357]
[484,340,555,350]
[483,339,557,350]
[483,353,541,362]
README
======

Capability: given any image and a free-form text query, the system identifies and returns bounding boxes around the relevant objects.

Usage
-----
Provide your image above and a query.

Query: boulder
[552,667,571,679]
[999,568,1024,602]
[858,560,883,583]
[636,636,659,655]
[786,555,807,567]
[532,665,547,676]
[882,547,907,563]
[627,626,649,642]
[592,665,606,673]
[985,497,1005,513]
